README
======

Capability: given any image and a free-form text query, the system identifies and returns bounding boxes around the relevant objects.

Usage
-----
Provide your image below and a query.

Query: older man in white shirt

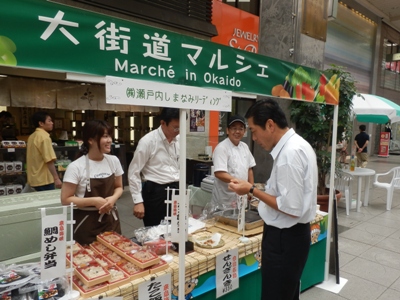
[229,98,317,300]
[128,108,180,226]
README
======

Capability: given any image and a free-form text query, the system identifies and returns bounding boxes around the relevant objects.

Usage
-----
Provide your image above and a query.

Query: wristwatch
[249,185,256,197]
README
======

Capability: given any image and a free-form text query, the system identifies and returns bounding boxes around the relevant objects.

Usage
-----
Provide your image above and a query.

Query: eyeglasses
[229,127,245,132]
[171,126,180,132]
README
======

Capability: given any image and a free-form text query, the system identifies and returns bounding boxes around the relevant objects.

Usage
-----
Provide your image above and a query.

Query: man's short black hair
[160,108,180,125]
[245,98,288,129]
[359,124,366,131]
[32,111,50,128]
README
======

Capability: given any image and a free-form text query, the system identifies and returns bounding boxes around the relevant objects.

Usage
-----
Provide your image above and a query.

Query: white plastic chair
[373,167,400,210]
[334,170,354,215]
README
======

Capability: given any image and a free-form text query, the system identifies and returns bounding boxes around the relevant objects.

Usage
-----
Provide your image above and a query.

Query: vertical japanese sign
[216,248,239,298]
[378,132,390,157]
[138,273,171,300]
[170,190,189,243]
[190,109,206,132]
[40,208,66,281]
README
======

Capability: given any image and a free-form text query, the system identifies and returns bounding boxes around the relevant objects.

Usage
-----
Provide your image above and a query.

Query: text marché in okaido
[0,0,338,104]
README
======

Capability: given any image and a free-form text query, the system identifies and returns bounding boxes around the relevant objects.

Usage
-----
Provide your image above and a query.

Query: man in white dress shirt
[211,114,256,209]
[229,98,317,300]
[128,108,180,226]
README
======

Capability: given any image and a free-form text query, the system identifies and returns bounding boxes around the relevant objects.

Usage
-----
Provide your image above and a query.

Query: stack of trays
[67,232,170,298]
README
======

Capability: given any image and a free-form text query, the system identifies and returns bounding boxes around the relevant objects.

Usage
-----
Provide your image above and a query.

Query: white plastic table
[343,167,376,209]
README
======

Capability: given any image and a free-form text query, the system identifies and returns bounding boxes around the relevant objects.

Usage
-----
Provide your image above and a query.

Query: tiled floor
[116,154,400,300]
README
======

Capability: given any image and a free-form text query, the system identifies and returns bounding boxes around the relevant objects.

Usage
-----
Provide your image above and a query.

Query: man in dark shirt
[354,124,369,168]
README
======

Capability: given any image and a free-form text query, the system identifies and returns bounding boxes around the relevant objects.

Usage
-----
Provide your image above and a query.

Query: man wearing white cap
[211,114,256,209]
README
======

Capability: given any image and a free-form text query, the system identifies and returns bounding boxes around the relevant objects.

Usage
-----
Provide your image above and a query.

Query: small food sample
[72,276,108,298]
[74,262,111,287]
[194,234,225,249]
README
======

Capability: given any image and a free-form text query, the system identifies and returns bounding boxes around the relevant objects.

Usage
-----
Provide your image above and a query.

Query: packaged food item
[9,141,19,148]
[74,261,111,287]
[144,239,173,255]
[14,161,23,173]
[5,185,15,195]
[0,162,5,175]
[115,261,149,280]
[147,259,169,274]
[72,276,108,298]
[0,185,6,196]
[107,266,130,289]
[1,141,11,148]
[67,250,95,267]
[5,162,14,174]
[14,184,23,194]
[97,231,124,245]
[18,141,26,148]
[123,249,160,268]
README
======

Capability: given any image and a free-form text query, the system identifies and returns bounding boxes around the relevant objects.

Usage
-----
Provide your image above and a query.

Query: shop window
[381,39,400,91]
[222,0,260,16]
[74,0,217,37]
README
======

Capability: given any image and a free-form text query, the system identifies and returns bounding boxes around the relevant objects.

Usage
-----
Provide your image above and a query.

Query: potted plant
[289,65,357,202]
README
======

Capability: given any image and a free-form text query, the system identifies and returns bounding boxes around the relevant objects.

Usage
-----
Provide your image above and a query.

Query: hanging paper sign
[40,208,67,281]
[237,195,246,232]
[138,273,171,300]
[170,190,180,243]
[216,248,239,298]
[106,76,232,111]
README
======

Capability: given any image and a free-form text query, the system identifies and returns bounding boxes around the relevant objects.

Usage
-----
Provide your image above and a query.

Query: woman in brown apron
[61,120,124,245]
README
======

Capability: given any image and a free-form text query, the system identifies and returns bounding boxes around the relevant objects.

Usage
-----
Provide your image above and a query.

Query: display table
[87,213,328,299]
[0,190,62,264]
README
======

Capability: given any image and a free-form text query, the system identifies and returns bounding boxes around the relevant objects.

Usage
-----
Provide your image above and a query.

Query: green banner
[0,0,339,104]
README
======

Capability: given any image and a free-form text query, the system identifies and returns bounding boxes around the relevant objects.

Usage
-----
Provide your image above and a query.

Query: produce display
[271,67,340,104]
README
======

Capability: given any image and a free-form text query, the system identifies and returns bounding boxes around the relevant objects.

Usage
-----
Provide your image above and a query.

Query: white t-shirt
[211,138,256,208]
[63,154,124,198]
[258,128,317,228]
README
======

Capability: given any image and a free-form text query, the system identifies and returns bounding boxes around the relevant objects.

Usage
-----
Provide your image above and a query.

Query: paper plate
[194,235,225,249]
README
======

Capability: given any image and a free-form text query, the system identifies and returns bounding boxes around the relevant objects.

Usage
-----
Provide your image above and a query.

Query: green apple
[0,36,17,53]
[0,50,17,66]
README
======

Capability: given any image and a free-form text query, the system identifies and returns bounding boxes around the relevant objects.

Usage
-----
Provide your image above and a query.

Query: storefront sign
[40,208,66,281]
[378,132,390,157]
[216,248,239,298]
[0,0,336,104]
[106,76,231,111]
[212,0,259,53]
[138,273,171,300]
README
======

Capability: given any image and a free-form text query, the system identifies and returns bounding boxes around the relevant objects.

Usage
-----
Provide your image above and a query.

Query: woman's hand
[99,197,115,214]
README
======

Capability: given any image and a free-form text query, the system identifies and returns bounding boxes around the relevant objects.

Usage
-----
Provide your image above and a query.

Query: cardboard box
[14,184,23,194]
[0,162,5,175]
[14,161,23,173]
[0,186,6,197]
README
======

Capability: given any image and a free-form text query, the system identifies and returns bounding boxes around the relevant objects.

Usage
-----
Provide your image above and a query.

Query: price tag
[115,144,120,148]
[7,148,15,153]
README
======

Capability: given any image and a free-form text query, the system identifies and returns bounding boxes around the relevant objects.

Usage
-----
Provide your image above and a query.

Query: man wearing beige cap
[211,114,256,209]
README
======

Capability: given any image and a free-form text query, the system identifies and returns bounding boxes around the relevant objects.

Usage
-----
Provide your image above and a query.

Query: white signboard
[138,273,171,300]
[216,248,239,298]
[170,193,180,243]
[40,209,67,281]
[106,76,232,111]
